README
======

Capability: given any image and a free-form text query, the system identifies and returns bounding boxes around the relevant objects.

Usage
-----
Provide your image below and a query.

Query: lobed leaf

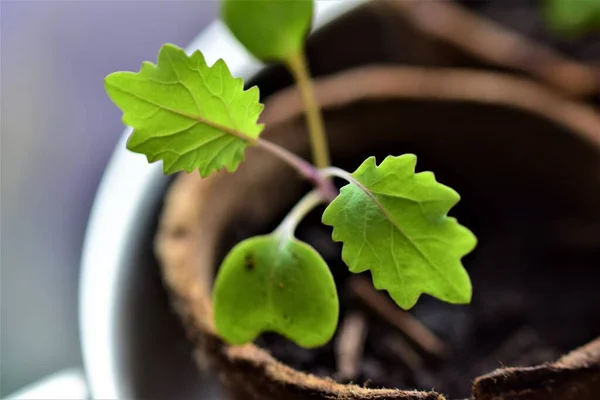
[221,0,314,62]
[322,155,477,309]
[213,234,339,348]
[104,43,264,177]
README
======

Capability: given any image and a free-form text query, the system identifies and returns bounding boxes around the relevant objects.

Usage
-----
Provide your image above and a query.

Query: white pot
[79,2,366,398]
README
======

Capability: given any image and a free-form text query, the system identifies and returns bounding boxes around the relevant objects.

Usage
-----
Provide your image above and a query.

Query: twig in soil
[380,333,425,375]
[348,276,447,359]
[334,311,368,382]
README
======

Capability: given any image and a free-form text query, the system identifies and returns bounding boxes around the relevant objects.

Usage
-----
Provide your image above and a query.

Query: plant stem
[255,138,316,180]
[286,51,331,169]
[188,113,314,183]
[274,189,325,238]
[320,167,363,189]
[255,139,337,202]
[194,110,337,201]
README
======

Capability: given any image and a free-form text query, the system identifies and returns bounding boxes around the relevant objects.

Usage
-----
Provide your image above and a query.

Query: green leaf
[221,0,313,62]
[213,234,339,348]
[542,0,600,37]
[322,155,476,309]
[104,43,264,177]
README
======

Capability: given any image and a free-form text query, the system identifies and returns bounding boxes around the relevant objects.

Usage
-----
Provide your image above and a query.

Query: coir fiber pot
[155,61,600,400]
[80,1,600,399]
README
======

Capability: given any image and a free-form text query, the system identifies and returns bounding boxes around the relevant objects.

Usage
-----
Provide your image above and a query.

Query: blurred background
[1,1,217,396]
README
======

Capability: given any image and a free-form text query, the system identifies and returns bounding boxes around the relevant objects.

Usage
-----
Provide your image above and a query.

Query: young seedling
[104,0,476,349]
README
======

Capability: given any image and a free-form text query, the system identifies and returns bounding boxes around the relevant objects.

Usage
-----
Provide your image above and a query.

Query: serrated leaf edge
[322,155,476,308]
[104,43,265,177]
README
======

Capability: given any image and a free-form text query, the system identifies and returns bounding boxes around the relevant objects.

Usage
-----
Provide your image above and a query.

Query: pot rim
[78,1,367,398]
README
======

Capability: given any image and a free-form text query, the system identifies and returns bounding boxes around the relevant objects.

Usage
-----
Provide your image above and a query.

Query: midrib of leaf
[369,189,437,205]
[349,179,463,295]
[105,83,257,144]
[374,189,436,216]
